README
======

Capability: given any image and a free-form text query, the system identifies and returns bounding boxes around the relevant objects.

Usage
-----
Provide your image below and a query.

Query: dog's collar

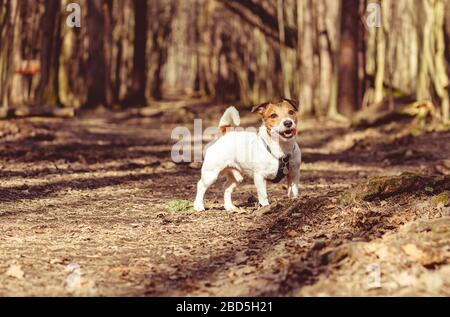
[259,137,294,183]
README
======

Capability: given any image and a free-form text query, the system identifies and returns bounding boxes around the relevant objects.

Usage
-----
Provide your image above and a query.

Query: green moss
[431,194,449,207]
[362,173,419,200]
[357,173,449,201]
[166,200,193,212]
[339,191,355,205]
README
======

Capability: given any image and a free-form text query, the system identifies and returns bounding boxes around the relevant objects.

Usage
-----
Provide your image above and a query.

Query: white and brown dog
[194,99,301,211]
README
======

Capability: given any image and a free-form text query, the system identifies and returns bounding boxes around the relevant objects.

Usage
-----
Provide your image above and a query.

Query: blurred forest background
[1,1,450,297]
[0,0,449,122]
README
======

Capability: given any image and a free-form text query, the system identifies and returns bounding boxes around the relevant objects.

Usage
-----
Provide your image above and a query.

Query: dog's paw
[194,201,205,212]
[287,187,299,199]
[224,204,238,211]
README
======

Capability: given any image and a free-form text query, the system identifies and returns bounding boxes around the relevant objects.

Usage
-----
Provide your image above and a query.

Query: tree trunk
[337,0,361,117]
[85,0,107,108]
[148,1,176,101]
[277,0,290,99]
[327,0,342,119]
[416,1,433,102]
[373,20,385,104]
[37,0,62,106]
[431,0,449,123]
[124,0,148,106]
[445,0,450,74]
[9,0,27,106]
[103,0,114,107]
[296,0,304,107]
[0,0,12,109]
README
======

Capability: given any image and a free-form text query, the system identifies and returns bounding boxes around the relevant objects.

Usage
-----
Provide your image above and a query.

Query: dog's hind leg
[223,169,242,211]
[254,173,269,207]
[230,169,244,183]
[194,170,220,211]
[223,178,237,211]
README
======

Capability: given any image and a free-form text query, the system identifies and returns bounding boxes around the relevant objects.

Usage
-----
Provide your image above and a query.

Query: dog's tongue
[283,128,297,138]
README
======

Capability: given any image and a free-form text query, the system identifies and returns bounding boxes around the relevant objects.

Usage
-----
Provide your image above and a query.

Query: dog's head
[252,99,299,141]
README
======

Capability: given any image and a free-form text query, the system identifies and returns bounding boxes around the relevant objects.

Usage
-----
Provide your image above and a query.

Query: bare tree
[124,0,148,106]
[148,1,176,101]
[85,0,108,108]
[37,0,62,105]
[337,0,362,116]
[0,0,13,111]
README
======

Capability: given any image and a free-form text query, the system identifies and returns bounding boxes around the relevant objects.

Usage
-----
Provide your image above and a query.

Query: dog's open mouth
[280,129,296,139]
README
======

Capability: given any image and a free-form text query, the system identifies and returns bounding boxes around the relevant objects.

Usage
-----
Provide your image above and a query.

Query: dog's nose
[283,120,293,128]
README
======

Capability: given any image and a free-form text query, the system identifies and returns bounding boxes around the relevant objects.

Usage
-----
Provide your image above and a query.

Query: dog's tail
[218,106,240,135]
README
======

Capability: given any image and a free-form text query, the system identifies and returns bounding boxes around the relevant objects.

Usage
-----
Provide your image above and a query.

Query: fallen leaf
[278,258,290,266]
[50,258,66,265]
[402,244,427,261]
[374,245,392,260]
[189,162,202,170]
[287,230,299,237]
[161,161,176,170]
[6,265,24,279]
[227,271,236,278]
[109,266,147,276]
[423,273,443,291]
[394,271,417,287]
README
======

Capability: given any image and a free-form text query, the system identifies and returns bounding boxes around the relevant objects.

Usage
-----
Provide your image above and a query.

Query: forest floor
[0,102,449,296]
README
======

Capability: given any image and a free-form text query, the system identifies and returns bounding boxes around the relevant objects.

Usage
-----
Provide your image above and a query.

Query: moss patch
[166,200,194,212]
[345,173,449,202]
[432,194,449,207]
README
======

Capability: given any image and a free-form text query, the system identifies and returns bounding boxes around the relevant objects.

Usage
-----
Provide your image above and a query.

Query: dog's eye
[270,113,278,119]
[289,110,295,115]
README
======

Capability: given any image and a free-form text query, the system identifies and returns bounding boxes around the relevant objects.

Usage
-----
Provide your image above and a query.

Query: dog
[194,99,301,211]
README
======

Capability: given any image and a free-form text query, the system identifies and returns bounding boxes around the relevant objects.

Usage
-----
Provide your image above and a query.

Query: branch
[219,0,297,48]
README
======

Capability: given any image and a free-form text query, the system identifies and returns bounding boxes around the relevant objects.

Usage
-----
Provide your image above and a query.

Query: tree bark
[445,0,450,74]
[149,1,176,101]
[337,0,361,117]
[9,0,26,106]
[37,0,62,105]
[0,0,12,108]
[431,0,449,123]
[124,0,148,106]
[85,0,107,108]
[373,18,385,104]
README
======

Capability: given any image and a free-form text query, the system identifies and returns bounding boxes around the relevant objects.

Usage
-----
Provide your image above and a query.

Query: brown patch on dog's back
[219,125,232,135]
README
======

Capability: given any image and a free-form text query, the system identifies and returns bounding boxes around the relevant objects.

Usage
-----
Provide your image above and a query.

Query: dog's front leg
[254,173,269,207]
[287,168,300,199]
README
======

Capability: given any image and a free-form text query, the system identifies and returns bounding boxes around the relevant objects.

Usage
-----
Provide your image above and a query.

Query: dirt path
[0,105,449,296]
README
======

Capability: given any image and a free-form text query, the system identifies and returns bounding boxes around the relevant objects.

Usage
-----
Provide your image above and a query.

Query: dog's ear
[283,98,300,111]
[251,102,270,115]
